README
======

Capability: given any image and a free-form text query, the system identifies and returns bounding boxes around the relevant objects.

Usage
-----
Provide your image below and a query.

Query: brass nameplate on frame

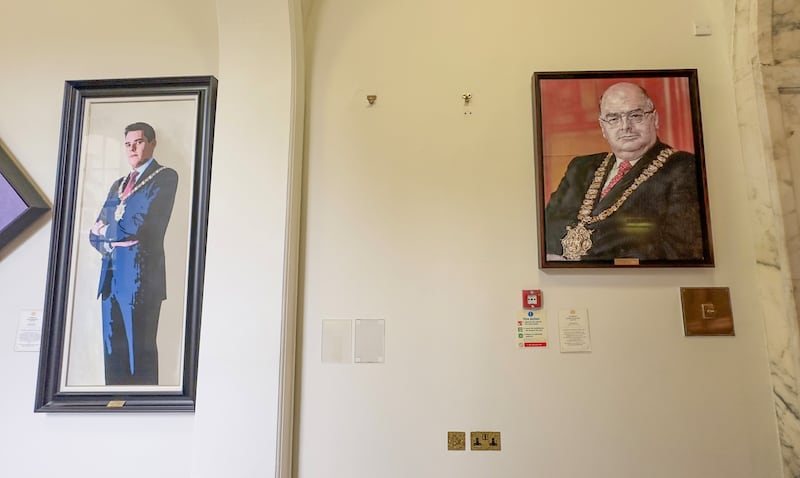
[614,258,640,266]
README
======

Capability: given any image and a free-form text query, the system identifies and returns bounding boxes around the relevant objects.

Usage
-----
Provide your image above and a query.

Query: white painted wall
[297,0,782,477]
[0,0,787,476]
[0,1,295,477]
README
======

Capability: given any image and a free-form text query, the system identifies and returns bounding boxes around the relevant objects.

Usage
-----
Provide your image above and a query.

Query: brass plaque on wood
[614,258,640,266]
[447,431,465,450]
[106,400,126,408]
[470,431,501,451]
[680,287,734,336]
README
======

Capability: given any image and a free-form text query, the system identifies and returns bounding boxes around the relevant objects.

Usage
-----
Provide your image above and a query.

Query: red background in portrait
[540,77,694,203]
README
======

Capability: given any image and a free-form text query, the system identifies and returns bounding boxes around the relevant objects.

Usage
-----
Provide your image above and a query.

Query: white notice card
[322,319,353,364]
[558,308,591,353]
[354,319,385,363]
[15,309,43,352]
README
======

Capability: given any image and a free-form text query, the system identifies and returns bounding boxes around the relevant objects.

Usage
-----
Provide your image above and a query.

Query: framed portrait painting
[532,69,714,268]
[0,141,50,252]
[35,76,217,412]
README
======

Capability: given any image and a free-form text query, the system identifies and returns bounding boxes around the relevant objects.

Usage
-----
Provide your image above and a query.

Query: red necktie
[122,171,138,197]
[601,160,631,198]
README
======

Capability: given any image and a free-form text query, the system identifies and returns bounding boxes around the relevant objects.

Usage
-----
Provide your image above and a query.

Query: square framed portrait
[35,76,217,412]
[0,141,50,252]
[532,69,714,268]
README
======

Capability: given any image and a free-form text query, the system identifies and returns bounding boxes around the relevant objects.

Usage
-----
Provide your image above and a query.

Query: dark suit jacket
[544,141,704,261]
[89,159,179,303]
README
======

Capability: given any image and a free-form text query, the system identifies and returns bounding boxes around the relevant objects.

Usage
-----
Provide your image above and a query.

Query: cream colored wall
[298,0,782,477]
[0,1,296,477]
[0,0,788,476]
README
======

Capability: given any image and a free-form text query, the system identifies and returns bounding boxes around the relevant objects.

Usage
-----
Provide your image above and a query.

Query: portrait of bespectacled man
[533,71,713,267]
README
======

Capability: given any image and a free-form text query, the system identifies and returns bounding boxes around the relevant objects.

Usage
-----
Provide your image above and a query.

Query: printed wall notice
[558,308,591,353]
[15,309,43,352]
[517,310,547,348]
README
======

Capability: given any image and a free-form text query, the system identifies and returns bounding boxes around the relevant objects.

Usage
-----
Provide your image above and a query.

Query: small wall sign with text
[14,309,42,352]
[517,309,547,348]
[558,308,592,352]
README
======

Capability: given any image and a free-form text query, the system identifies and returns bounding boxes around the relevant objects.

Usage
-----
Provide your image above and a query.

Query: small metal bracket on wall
[463,93,472,115]
[366,95,377,105]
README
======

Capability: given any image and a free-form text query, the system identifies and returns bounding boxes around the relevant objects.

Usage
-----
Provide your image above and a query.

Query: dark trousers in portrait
[102,292,162,385]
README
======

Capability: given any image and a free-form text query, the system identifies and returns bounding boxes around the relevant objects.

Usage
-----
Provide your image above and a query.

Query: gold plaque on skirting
[680,287,734,336]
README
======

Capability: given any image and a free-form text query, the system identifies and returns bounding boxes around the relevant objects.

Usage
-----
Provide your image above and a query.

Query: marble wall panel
[773,0,800,63]
[734,1,800,475]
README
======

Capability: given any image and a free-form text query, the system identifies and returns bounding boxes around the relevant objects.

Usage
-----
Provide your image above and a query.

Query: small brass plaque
[614,258,640,266]
[470,431,501,451]
[447,431,466,450]
[106,400,126,408]
[680,287,734,336]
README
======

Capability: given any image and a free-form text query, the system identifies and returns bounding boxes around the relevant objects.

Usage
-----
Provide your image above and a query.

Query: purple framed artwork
[0,143,49,251]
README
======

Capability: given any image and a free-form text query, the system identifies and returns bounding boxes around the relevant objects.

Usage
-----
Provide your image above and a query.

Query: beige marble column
[733,0,800,475]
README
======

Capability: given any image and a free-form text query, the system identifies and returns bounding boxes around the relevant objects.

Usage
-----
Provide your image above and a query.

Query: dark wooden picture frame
[35,76,217,412]
[533,69,713,268]
[0,142,50,252]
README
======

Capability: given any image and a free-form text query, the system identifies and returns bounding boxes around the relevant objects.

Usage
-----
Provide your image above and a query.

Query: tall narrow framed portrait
[532,69,714,268]
[35,76,217,412]
[0,141,50,252]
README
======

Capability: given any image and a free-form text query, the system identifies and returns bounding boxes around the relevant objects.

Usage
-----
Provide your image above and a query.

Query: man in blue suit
[89,122,178,385]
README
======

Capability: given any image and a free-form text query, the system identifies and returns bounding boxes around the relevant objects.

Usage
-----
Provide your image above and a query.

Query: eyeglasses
[599,109,655,127]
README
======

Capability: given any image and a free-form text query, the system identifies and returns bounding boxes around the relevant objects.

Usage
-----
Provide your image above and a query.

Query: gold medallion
[561,222,593,260]
[114,202,126,221]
